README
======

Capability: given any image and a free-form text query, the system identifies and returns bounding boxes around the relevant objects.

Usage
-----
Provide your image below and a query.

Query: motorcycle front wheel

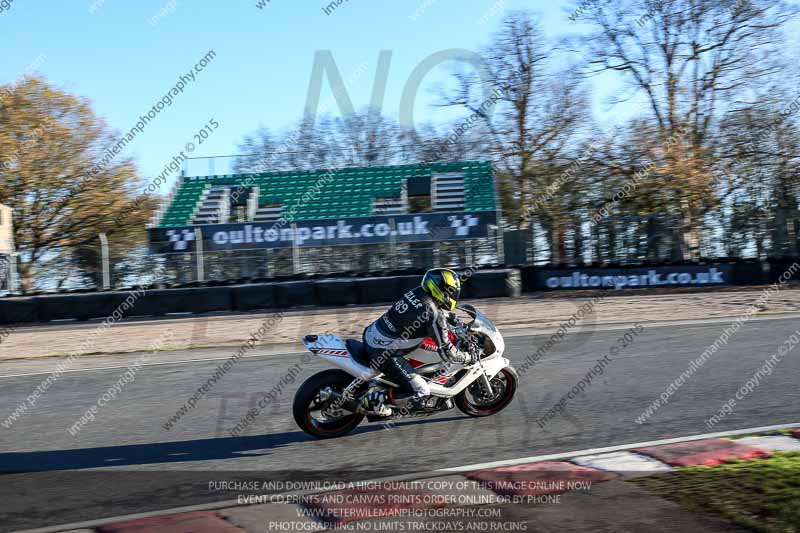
[293,369,365,439]
[455,366,518,417]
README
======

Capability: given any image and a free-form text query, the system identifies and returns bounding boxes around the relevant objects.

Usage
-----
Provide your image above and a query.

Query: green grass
[633,452,800,533]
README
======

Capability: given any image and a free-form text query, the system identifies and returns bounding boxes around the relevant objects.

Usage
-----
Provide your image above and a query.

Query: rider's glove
[441,343,475,364]
[437,311,474,364]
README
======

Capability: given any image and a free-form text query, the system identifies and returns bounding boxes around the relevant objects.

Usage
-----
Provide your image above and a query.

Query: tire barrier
[273,281,315,309]
[2,261,799,325]
[38,293,115,322]
[231,284,277,311]
[134,287,234,316]
[396,275,423,295]
[315,279,359,307]
[520,265,539,294]
[768,258,800,283]
[464,269,519,299]
[0,297,39,324]
[122,289,166,318]
[356,277,401,305]
[176,287,233,315]
[37,294,85,322]
[732,260,768,286]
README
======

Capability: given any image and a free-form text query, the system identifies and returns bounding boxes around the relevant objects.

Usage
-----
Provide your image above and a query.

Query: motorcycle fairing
[302,334,379,380]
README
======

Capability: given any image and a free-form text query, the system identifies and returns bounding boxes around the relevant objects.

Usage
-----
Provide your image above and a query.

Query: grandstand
[151,161,497,228]
[147,160,500,277]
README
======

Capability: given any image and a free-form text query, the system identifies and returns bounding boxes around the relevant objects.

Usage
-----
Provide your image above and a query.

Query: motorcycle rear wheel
[293,369,365,439]
[455,366,518,417]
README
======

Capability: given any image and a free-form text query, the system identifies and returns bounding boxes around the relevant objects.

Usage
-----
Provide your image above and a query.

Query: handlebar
[447,311,482,362]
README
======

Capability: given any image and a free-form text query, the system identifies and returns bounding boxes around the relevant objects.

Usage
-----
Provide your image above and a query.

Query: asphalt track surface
[1,314,799,531]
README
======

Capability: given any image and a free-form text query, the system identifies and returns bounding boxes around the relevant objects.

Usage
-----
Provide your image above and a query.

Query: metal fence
[155,237,500,285]
[10,211,800,294]
[6,236,501,294]
[509,213,800,266]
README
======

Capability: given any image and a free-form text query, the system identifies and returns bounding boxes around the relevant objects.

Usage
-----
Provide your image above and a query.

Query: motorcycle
[292,304,518,438]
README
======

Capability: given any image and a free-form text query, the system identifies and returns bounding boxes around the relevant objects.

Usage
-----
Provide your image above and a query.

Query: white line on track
[13,422,800,533]
[438,422,800,472]
[2,312,799,380]
[0,351,308,379]
[502,311,800,338]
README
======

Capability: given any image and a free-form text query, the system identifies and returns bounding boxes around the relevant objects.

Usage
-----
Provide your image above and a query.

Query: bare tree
[576,0,798,259]
[718,101,800,257]
[443,10,592,262]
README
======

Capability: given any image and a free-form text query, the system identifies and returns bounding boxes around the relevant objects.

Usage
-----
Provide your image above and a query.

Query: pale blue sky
[0,0,741,187]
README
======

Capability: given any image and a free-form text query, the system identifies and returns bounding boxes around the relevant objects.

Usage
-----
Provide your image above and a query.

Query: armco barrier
[231,283,277,311]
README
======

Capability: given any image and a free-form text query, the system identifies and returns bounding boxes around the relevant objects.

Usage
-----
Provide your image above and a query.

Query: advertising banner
[537,265,734,291]
[149,211,496,253]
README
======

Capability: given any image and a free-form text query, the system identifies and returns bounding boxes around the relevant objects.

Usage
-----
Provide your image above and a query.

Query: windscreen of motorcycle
[459,304,504,357]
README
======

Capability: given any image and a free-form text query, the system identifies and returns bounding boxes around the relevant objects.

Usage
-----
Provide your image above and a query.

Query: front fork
[478,366,495,396]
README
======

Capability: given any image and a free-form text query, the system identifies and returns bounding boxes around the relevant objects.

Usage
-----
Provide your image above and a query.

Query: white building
[0,203,13,254]
[0,204,15,293]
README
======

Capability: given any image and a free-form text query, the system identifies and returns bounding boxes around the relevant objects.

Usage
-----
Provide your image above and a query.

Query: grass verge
[633,452,800,533]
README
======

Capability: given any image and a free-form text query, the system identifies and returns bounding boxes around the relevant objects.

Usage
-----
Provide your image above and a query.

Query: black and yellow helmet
[421,268,461,311]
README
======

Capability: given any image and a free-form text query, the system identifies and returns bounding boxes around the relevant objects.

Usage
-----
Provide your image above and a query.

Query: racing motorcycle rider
[360,268,476,417]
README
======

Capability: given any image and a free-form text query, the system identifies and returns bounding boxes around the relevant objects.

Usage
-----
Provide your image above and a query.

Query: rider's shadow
[0,432,308,474]
[0,413,464,474]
